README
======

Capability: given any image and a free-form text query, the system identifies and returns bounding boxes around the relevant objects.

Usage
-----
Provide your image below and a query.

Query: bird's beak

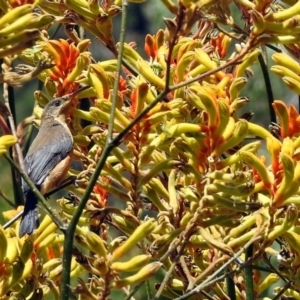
[59,86,90,114]
[68,85,89,98]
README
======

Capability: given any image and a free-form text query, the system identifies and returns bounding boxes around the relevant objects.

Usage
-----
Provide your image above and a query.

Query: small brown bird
[19,86,87,238]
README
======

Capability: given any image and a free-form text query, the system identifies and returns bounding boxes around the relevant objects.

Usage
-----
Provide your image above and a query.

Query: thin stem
[272,281,293,300]
[179,256,194,287]
[112,90,169,145]
[262,253,289,283]
[22,77,44,155]
[108,0,128,141]
[153,38,256,300]
[124,282,144,300]
[50,23,62,39]
[4,154,65,230]
[2,176,77,229]
[174,236,261,300]
[61,142,113,299]
[22,121,34,157]
[152,239,187,300]
[200,290,216,300]
[3,81,24,206]
[60,14,257,300]
[60,1,130,299]
[266,44,282,53]
[244,245,254,300]
[146,279,152,299]
[226,275,236,300]
[23,79,44,156]
[0,190,15,208]
[169,40,253,91]
[195,268,239,294]
[122,58,139,77]
[2,210,23,229]
[257,53,276,124]
[216,24,244,41]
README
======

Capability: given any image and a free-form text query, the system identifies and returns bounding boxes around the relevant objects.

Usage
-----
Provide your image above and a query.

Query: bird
[19,86,88,238]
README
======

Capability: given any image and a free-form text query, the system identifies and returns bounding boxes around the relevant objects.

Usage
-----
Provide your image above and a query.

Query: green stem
[244,245,254,300]
[174,236,260,300]
[272,281,292,300]
[108,0,127,141]
[152,239,186,300]
[258,53,276,124]
[169,41,252,91]
[60,6,257,300]
[226,275,236,300]
[6,85,24,206]
[124,283,144,300]
[60,10,171,300]
[23,79,44,156]
[60,1,129,299]
[22,123,34,157]
[4,154,65,229]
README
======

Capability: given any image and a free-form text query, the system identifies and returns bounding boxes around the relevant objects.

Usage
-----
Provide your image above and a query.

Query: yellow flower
[0,135,17,155]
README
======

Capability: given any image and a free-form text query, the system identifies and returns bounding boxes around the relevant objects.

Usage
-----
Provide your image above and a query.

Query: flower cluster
[2,0,300,299]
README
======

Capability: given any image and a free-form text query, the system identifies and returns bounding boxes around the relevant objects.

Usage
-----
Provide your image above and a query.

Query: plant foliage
[1,0,300,299]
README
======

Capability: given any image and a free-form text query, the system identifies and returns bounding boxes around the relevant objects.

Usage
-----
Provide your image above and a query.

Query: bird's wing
[23,124,73,192]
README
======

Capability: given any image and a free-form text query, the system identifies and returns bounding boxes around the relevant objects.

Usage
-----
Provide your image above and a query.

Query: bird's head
[41,86,89,120]
[41,97,71,119]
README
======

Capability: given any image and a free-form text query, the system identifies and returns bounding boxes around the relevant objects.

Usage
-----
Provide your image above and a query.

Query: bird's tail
[19,190,40,238]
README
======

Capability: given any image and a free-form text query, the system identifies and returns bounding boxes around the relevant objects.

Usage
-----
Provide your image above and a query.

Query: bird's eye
[54,100,61,107]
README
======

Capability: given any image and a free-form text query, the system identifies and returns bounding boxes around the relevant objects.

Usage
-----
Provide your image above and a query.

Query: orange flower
[130,88,138,117]
[42,39,90,95]
[144,30,165,61]
[273,100,300,138]
[93,180,109,208]
[145,35,157,60]
[210,33,231,59]
[119,76,127,92]
[9,0,34,7]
